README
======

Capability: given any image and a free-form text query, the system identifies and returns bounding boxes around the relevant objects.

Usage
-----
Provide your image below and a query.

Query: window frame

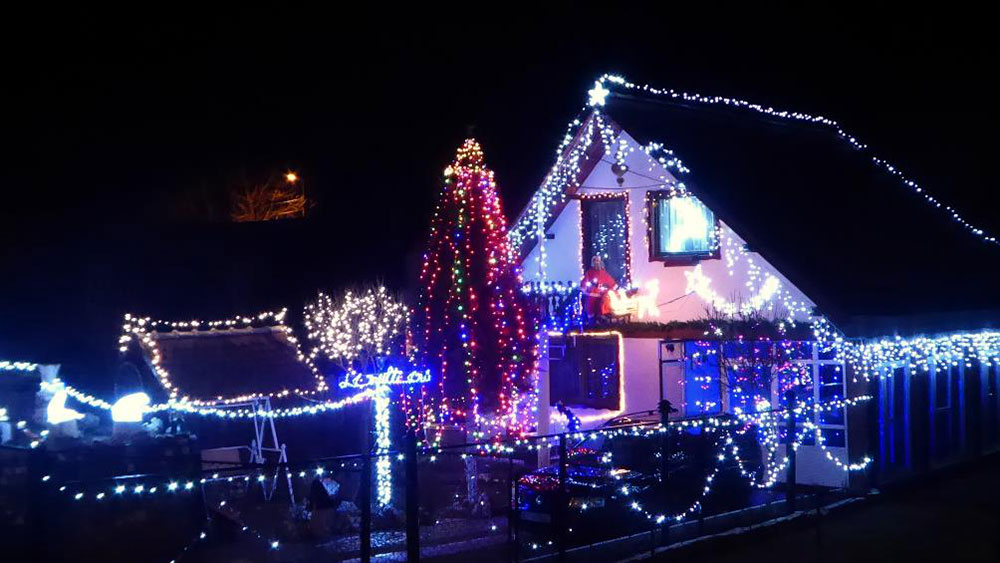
[647,190,720,264]
[548,332,623,411]
[579,192,632,285]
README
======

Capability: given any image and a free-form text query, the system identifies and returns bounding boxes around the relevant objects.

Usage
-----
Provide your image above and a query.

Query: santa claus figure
[581,255,618,318]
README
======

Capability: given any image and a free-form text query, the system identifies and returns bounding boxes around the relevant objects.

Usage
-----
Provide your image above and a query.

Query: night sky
[2,9,998,386]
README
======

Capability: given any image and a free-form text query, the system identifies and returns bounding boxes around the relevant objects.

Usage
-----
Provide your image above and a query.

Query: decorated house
[511,75,1000,487]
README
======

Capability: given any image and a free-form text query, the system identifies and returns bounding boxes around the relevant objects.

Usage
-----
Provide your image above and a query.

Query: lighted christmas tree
[411,139,538,438]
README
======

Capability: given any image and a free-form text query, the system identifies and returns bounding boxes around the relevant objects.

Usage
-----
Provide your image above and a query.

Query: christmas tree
[411,139,538,438]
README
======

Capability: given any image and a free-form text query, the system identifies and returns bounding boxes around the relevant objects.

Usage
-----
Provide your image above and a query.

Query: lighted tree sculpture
[411,139,538,438]
[304,285,409,374]
[304,285,408,508]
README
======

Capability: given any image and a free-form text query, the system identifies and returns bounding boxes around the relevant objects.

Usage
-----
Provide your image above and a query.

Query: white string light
[594,73,997,245]
[119,309,329,404]
[304,287,408,372]
[1,360,39,372]
[38,377,373,419]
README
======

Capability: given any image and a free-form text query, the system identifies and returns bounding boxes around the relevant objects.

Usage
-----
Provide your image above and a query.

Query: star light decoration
[588,81,610,107]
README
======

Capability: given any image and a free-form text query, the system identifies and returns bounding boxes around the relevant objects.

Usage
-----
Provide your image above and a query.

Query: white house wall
[522,130,817,325]
[523,199,582,283]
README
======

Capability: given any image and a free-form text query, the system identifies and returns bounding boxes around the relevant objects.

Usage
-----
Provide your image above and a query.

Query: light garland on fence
[38,377,373,420]
[588,398,873,526]
[730,418,792,489]
[119,309,329,404]
[51,455,370,498]
[586,421,808,525]
[170,523,211,563]
[804,420,873,472]
[467,394,871,457]
[43,397,872,527]
[171,511,283,560]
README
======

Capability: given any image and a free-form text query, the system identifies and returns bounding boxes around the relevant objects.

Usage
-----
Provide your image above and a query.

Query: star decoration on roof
[588,81,610,107]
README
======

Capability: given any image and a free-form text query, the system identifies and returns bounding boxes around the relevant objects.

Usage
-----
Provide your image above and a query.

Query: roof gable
[511,77,1000,336]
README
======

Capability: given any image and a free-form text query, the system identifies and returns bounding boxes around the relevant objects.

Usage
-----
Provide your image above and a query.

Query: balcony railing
[522,281,586,333]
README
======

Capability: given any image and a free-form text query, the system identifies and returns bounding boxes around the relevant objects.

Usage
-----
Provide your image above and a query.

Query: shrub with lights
[411,139,539,440]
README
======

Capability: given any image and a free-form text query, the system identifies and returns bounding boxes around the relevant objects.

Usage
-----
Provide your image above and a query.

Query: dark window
[783,341,814,361]
[821,428,846,448]
[649,192,717,260]
[818,364,844,424]
[723,341,773,414]
[549,333,621,410]
[581,197,628,285]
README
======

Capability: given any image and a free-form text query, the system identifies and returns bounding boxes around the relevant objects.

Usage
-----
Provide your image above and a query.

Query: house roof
[125,314,325,403]
[516,83,1000,338]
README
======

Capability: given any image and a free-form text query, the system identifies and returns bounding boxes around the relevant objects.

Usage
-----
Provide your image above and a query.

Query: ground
[648,455,1000,563]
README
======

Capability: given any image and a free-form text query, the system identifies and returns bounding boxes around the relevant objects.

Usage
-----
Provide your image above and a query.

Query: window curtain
[582,199,628,284]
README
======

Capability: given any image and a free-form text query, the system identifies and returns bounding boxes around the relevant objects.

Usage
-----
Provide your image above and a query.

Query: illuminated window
[650,193,717,260]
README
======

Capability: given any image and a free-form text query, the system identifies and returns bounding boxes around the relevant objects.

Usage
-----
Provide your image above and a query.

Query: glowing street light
[285,172,298,184]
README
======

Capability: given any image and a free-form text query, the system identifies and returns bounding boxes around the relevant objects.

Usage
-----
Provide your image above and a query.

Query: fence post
[508,450,517,562]
[405,431,420,563]
[558,433,568,563]
[815,490,824,563]
[27,447,48,560]
[361,451,372,563]
[658,400,673,494]
[785,389,797,514]
[658,399,674,550]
